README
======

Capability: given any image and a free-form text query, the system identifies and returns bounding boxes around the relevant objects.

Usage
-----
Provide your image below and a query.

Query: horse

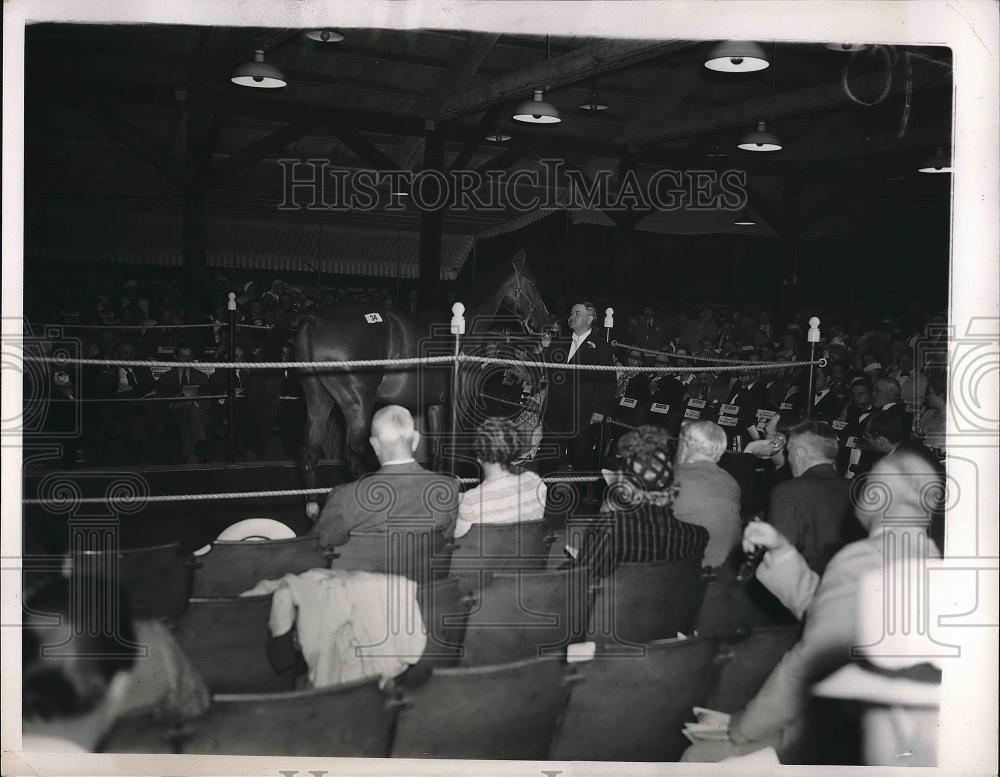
[295,251,555,519]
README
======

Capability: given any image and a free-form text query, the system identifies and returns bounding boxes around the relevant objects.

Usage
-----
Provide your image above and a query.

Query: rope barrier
[27,352,827,373]
[44,322,219,330]
[23,474,603,506]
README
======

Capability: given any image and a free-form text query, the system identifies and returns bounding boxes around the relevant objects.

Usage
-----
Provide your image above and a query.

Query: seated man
[574,425,708,578]
[313,405,459,548]
[766,420,858,573]
[672,420,742,567]
[682,447,943,763]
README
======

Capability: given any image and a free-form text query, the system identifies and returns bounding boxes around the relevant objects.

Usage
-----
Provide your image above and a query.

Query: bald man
[682,446,943,763]
[313,405,459,549]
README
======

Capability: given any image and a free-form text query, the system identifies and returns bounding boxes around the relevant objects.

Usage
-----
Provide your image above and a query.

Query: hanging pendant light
[704,41,770,72]
[485,129,511,143]
[513,88,561,124]
[305,29,345,43]
[231,49,286,89]
[918,146,952,174]
[825,42,869,52]
[733,209,756,226]
[578,84,609,112]
[738,120,782,151]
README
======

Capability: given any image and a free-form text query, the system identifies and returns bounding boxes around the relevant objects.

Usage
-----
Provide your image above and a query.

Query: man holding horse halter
[542,301,617,473]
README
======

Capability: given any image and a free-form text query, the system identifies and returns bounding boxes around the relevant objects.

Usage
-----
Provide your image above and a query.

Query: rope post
[227,292,237,463]
[805,316,821,419]
[604,307,614,343]
[450,302,466,475]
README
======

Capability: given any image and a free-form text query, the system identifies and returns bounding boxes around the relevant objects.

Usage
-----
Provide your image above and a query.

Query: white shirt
[380,457,416,466]
[117,367,136,393]
[568,329,592,362]
[814,388,830,405]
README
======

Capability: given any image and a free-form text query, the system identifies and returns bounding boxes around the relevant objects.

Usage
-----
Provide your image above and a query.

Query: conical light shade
[733,209,756,226]
[738,120,782,152]
[918,147,952,174]
[231,50,286,89]
[825,42,869,52]
[578,90,609,111]
[485,131,511,143]
[513,89,561,124]
[705,41,770,72]
[305,29,345,43]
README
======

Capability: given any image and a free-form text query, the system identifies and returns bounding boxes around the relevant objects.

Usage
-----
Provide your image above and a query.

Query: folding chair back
[705,626,803,713]
[412,576,470,671]
[588,560,707,649]
[70,541,191,619]
[191,536,328,597]
[182,677,395,757]
[329,523,452,583]
[449,521,555,593]
[460,568,591,667]
[391,657,572,760]
[551,635,721,762]
[173,594,295,693]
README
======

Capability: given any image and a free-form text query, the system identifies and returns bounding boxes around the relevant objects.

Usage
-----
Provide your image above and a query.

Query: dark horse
[296,251,554,518]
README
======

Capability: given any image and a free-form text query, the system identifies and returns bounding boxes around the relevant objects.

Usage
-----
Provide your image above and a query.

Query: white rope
[45,322,218,330]
[27,352,826,373]
[23,474,603,506]
[29,355,458,370]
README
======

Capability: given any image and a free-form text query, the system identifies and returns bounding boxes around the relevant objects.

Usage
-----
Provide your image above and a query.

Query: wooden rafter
[436,39,696,121]
[397,32,500,171]
[629,63,952,146]
[210,117,324,184]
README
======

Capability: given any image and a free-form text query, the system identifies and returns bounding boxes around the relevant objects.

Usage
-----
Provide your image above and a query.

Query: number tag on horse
[717,415,738,427]
[832,420,848,431]
[687,398,707,409]
[683,408,702,420]
[757,409,777,420]
[619,397,638,409]
[650,402,670,415]
[779,402,794,411]
[364,313,383,324]
[721,403,740,415]
[845,436,859,449]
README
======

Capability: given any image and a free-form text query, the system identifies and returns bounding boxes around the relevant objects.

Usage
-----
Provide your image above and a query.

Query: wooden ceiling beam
[448,102,507,173]
[616,64,700,144]
[325,123,401,171]
[436,39,696,121]
[630,62,952,146]
[210,116,325,184]
[397,32,500,170]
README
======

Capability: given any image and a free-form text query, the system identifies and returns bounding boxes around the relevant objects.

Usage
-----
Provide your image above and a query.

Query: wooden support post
[419,126,444,300]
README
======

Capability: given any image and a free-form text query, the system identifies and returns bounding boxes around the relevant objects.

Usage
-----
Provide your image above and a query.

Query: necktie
[182,368,189,385]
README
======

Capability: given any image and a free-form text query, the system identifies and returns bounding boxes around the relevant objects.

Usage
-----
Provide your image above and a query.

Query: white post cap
[604,307,615,328]
[451,301,466,335]
[807,316,821,343]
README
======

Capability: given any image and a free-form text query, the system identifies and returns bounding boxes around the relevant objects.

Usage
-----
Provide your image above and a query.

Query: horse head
[500,250,556,335]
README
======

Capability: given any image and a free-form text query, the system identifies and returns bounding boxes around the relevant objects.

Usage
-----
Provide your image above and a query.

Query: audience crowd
[21,271,951,765]
[27,272,948,471]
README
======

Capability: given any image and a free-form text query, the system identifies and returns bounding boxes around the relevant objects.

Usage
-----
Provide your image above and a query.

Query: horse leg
[319,374,380,478]
[425,403,444,470]
[300,374,336,521]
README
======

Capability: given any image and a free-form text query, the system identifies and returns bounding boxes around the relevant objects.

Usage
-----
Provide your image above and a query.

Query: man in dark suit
[765,420,860,573]
[871,377,913,432]
[313,405,459,549]
[728,363,772,443]
[156,343,210,464]
[543,301,617,471]
[811,366,850,422]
